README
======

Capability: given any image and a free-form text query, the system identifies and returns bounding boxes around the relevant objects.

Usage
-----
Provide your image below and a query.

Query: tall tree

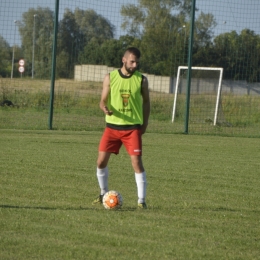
[74,8,114,44]
[237,29,260,82]
[120,0,204,76]
[0,35,11,77]
[121,0,192,75]
[100,35,138,67]
[213,30,260,82]
[194,12,216,47]
[58,8,115,78]
[78,35,137,68]
[19,7,54,78]
[57,9,82,78]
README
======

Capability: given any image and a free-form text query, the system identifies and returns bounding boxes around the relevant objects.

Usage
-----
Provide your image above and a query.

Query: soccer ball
[103,190,123,210]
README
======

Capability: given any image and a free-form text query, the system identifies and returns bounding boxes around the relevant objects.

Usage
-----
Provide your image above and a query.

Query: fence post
[184,0,196,134]
[48,0,59,130]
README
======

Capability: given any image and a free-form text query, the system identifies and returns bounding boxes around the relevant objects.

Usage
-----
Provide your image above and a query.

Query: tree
[78,35,137,68]
[192,29,260,82]
[78,38,103,66]
[120,0,213,76]
[57,8,83,78]
[100,35,138,67]
[0,35,23,78]
[211,30,260,82]
[74,8,115,44]
[0,35,11,77]
[19,7,54,78]
[58,8,115,78]
[238,29,260,82]
[191,12,217,69]
[193,11,216,49]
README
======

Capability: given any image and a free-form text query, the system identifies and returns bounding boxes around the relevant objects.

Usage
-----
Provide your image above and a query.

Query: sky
[1,0,260,47]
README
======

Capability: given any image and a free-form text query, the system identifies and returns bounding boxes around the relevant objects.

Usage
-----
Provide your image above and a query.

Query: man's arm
[141,76,150,134]
[100,74,113,116]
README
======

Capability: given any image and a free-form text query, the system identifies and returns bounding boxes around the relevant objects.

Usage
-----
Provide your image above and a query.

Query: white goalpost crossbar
[172,66,223,126]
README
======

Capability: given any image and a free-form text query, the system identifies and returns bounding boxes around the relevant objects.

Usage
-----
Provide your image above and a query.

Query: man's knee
[97,160,107,169]
[131,156,144,173]
[97,152,110,169]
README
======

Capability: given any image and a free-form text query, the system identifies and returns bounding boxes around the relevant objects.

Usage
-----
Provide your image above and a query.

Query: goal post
[172,66,224,126]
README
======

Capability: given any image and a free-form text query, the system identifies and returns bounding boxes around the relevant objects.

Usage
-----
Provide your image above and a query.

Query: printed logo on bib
[121,94,130,107]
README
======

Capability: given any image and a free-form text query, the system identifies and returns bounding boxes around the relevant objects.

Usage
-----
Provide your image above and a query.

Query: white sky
[1,0,259,47]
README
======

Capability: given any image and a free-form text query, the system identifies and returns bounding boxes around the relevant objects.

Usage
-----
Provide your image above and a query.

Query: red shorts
[99,127,142,155]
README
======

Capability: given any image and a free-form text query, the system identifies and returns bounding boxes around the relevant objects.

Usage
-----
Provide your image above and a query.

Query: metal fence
[1,0,260,137]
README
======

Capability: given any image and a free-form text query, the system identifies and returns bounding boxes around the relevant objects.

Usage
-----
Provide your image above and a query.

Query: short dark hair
[125,47,141,58]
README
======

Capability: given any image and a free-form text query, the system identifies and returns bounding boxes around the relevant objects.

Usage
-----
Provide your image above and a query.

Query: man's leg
[131,155,147,208]
[97,151,111,195]
[92,151,111,205]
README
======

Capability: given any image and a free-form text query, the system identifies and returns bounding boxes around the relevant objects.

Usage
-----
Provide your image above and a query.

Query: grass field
[1,129,260,259]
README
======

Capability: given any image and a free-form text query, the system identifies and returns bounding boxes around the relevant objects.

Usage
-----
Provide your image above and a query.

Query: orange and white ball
[103,190,123,210]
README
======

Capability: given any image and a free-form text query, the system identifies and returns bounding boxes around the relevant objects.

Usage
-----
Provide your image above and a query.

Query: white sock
[135,172,147,204]
[97,167,109,195]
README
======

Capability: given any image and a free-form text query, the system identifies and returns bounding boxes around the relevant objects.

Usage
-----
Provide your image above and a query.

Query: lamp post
[182,25,186,64]
[178,25,186,64]
[32,14,37,79]
[11,20,18,79]
[182,25,186,39]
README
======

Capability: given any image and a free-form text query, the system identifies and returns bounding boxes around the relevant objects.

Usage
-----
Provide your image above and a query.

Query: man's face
[122,53,140,74]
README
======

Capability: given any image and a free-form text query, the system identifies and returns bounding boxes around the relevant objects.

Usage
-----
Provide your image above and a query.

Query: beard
[123,63,137,74]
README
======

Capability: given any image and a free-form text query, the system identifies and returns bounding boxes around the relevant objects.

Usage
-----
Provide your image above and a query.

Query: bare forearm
[100,100,107,111]
[141,101,150,134]
[143,101,150,125]
[100,100,113,116]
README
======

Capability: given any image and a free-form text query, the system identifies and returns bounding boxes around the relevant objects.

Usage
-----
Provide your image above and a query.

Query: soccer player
[92,47,150,209]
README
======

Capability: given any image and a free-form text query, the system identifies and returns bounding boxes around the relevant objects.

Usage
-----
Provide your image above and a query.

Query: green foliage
[58,8,85,77]
[19,7,54,79]
[120,0,217,76]
[222,95,260,126]
[0,35,24,78]
[78,35,138,68]
[74,8,115,43]
[1,1,260,82]
[78,39,103,65]
[200,30,260,82]
[0,130,260,259]
[194,12,217,46]
[14,7,115,79]
[100,39,125,67]
[57,8,115,78]
[0,87,100,112]
[0,36,11,77]
[150,96,173,121]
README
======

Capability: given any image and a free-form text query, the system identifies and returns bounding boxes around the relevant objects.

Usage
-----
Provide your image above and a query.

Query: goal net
[172,66,225,127]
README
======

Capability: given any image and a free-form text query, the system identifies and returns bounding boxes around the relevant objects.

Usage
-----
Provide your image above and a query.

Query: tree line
[1,0,260,82]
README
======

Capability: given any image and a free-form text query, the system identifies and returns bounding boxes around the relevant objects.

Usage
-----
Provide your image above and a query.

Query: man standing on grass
[92,47,150,209]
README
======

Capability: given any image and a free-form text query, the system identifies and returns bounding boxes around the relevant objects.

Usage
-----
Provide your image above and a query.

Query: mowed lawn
[0,129,259,259]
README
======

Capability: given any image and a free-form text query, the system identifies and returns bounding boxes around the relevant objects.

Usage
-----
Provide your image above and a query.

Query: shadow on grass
[0,204,137,212]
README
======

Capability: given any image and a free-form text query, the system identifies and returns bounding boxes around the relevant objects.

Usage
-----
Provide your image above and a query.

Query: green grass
[0,78,260,137]
[1,129,260,259]
[1,78,260,137]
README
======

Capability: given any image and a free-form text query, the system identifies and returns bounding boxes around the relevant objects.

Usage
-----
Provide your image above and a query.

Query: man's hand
[140,123,148,135]
[104,106,113,116]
